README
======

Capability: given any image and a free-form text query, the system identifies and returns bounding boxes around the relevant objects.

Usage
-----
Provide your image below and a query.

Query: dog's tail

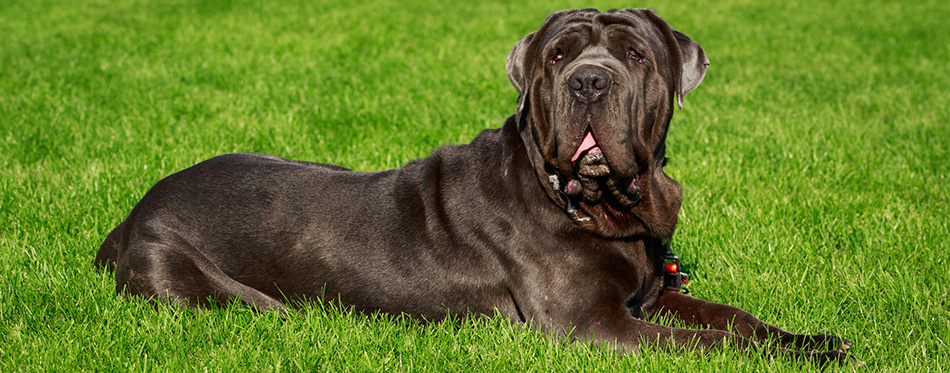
[94,220,128,271]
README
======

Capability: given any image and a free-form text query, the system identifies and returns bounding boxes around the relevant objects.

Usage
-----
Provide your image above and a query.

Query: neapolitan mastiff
[96,8,859,366]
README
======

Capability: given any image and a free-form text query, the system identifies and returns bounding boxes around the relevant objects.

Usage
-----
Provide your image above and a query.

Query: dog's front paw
[792,333,852,351]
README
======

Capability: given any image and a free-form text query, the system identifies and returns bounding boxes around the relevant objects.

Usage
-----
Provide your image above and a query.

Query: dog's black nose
[568,68,611,103]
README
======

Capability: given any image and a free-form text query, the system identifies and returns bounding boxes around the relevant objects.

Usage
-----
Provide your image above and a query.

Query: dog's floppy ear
[631,8,709,109]
[672,30,709,109]
[506,31,534,96]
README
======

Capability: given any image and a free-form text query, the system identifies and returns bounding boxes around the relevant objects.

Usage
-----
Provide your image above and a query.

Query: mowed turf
[1,0,947,371]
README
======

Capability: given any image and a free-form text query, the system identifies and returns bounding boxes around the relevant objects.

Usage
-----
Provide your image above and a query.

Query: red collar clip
[663,250,689,294]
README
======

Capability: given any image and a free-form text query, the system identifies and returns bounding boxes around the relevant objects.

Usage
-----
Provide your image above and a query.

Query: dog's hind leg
[115,235,285,313]
[94,219,129,271]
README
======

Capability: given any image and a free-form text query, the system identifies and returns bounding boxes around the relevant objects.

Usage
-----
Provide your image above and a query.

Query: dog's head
[507,9,709,238]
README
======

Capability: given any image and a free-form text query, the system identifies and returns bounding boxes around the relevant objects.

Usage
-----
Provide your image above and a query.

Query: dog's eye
[550,48,564,65]
[628,48,644,64]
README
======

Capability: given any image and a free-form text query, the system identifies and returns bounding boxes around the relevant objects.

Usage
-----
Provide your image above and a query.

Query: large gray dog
[96,8,858,366]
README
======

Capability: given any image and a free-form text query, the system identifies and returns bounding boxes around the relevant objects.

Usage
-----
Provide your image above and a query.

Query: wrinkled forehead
[536,10,669,57]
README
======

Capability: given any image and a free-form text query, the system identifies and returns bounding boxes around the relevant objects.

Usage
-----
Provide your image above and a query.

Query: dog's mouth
[571,131,611,178]
[559,130,642,216]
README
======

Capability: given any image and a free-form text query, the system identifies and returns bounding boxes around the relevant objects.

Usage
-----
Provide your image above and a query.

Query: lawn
[1,0,947,371]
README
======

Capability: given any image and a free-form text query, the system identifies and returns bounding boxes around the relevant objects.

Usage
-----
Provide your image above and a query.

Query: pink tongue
[571,131,598,163]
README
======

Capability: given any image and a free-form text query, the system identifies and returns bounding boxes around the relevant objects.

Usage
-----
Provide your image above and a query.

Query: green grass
[1,0,947,370]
